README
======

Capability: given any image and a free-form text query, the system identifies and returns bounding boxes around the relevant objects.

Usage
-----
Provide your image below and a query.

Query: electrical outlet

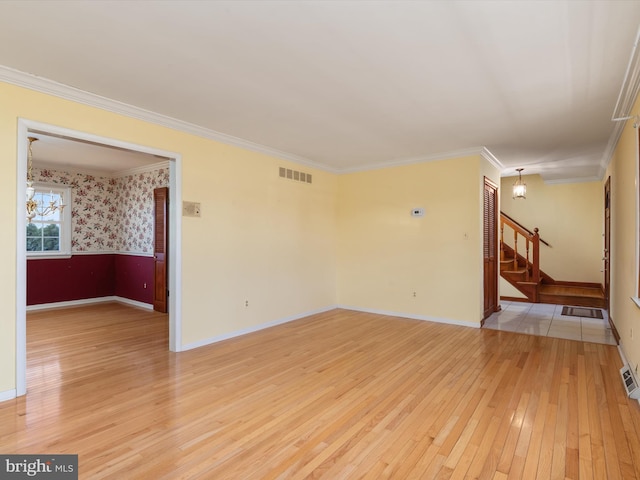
[412,291,417,297]
[143,283,147,289]
[245,300,249,307]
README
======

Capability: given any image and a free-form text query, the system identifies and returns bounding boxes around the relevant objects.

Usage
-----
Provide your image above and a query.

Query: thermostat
[411,208,425,217]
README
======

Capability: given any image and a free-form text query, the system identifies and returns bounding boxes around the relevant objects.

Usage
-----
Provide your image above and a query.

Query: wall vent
[620,365,640,399]
[279,167,312,184]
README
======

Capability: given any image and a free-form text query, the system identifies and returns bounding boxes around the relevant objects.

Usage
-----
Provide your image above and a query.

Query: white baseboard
[0,389,17,403]
[181,305,338,351]
[618,345,629,366]
[336,305,481,328]
[26,296,153,312]
[114,297,153,310]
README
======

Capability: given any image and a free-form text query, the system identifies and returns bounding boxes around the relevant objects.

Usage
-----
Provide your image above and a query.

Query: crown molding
[113,160,171,178]
[601,120,630,180]
[543,175,601,185]
[0,65,509,178]
[479,147,504,171]
[33,163,114,178]
[34,159,170,179]
[498,170,601,184]
[611,26,640,121]
[602,26,640,174]
[0,65,332,173]
[338,147,498,174]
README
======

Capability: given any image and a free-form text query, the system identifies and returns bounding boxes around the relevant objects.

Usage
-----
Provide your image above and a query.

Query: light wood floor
[1,304,640,479]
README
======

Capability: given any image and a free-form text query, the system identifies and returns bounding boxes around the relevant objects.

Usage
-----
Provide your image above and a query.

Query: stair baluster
[532,228,540,285]
[500,213,542,303]
[499,213,604,307]
[513,230,518,271]
[525,239,530,281]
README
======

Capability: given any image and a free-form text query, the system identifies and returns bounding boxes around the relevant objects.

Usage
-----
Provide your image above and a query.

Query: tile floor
[483,301,616,345]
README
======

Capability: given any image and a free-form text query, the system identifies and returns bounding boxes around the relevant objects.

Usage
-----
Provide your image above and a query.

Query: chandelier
[512,168,526,199]
[26,137,65,222]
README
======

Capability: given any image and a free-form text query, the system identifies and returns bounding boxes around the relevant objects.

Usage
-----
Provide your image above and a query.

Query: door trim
[604,176,611,312]
[16,118,183,396]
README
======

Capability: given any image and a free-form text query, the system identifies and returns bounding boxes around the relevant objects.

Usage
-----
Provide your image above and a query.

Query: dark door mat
[561,306,604,319]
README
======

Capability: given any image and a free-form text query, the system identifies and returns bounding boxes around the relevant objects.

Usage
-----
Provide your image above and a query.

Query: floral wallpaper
[117,169,170,253]
[32,165,169,254]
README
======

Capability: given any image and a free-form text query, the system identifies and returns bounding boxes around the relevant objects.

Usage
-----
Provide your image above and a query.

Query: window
[26,184,71,257]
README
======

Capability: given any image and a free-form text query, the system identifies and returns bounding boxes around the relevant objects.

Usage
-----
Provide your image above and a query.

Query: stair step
[538,285,605,308]
[500,261,531,270]
[500,236,604,307]
[538,285,603,298]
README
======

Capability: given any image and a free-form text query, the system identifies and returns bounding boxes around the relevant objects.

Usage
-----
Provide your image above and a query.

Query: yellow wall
[3,74,626,398]
[337,155,499,325]
[0,81,337,393]
[0,80,506,396]
[501,174,603,284]
[605,92,640,375]
[499,278,527,299]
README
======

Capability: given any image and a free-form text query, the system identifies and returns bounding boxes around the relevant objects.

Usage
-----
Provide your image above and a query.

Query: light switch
[183,201,201,217]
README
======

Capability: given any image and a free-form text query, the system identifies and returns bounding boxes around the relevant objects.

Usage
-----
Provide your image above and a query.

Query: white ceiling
[1,1,640,181]
[27,132,164,174]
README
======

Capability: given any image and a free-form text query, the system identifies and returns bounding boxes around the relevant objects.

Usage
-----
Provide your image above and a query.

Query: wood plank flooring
[1,303,640,479]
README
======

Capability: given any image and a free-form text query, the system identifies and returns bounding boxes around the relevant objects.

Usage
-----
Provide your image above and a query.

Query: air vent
[279,167,312,184]
[620,365,640,399]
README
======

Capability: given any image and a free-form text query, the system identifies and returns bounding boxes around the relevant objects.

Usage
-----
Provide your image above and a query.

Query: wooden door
[483,178,499,319]
[604,176,611,311]
[153,187,168,313]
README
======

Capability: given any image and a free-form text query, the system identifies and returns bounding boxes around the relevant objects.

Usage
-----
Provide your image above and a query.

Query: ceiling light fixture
[513,168,526,199]
[26,137,65,222]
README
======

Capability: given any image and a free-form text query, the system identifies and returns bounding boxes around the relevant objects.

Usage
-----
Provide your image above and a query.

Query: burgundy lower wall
[27,254,154,306]
[27,254,116,305]
[114,254,154,305]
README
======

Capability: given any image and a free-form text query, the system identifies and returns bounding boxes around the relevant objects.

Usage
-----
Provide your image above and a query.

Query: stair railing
[500,213,540,284]
[500,211,551,247]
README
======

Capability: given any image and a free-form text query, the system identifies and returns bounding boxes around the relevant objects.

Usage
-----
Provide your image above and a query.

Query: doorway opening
[16,119,183,396]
